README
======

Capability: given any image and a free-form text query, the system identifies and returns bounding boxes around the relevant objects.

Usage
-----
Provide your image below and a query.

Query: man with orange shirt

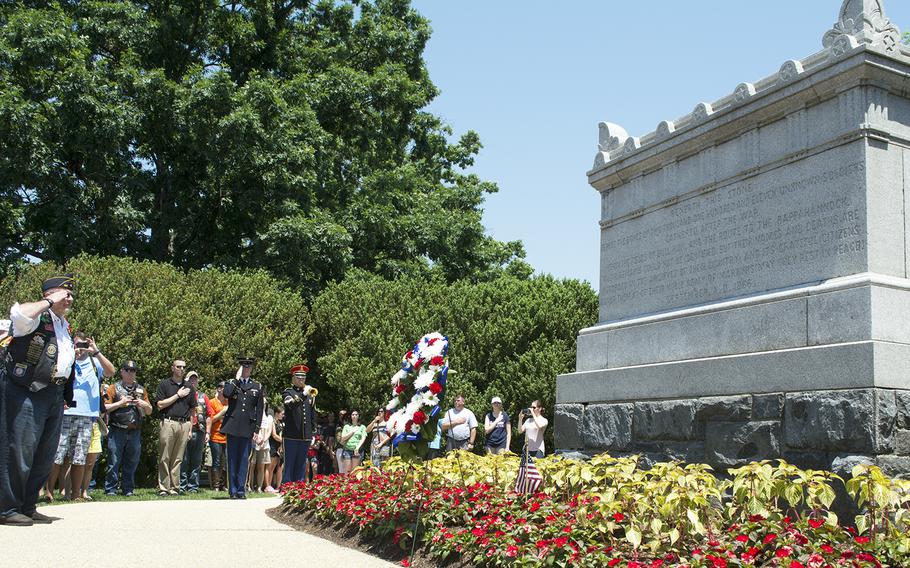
[207,381,228,490]
[103,360,152,496]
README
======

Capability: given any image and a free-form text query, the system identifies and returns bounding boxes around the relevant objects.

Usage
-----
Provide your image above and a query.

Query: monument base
[556,278,910,475]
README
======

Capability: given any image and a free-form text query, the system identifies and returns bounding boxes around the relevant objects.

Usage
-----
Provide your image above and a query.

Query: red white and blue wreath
[385,332,449,450]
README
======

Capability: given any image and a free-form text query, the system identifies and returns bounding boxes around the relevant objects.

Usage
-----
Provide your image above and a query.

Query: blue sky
[411,0,910,289]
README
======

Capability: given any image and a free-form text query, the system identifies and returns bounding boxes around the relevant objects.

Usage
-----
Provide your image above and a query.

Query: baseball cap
[121,360,139,371]
[491,396,502,405]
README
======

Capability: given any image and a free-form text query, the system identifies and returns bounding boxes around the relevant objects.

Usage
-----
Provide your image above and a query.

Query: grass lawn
[39,487,278,506]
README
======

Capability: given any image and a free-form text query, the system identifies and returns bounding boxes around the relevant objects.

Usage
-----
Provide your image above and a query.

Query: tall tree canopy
[0,0,529,293]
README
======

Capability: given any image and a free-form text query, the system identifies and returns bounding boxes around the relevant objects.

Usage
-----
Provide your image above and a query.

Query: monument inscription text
[600,158,867,321]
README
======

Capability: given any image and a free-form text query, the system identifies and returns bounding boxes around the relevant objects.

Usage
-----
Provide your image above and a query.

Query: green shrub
[0,254,312,482]
[310,270,598,452]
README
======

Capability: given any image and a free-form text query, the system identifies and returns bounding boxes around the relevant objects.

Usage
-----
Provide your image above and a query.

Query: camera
[522,408,531,415]
[75,341,90,349]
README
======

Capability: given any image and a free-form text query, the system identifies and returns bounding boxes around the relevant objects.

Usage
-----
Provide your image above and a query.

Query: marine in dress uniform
[220,356,264,499]
[0,275,77,526]
[282,364,316,483]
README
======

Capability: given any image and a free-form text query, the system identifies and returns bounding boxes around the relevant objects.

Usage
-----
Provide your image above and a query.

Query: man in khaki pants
[154,360,195,496]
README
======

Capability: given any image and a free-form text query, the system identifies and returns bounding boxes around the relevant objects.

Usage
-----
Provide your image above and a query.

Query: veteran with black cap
[220,355,265,499]
[282,364,317,483]
[0,275,77,526]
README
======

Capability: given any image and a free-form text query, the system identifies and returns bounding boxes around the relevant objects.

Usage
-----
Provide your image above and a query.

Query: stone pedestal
[557,0,910,475]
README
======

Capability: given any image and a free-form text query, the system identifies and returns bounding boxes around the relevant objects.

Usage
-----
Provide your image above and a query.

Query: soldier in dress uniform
[282,364,317,483]
[0,275,77,526]
[220,355,264,499]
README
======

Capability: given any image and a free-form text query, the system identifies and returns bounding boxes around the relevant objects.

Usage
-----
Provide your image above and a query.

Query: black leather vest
[4,313,66,392]
[108,380,145,429]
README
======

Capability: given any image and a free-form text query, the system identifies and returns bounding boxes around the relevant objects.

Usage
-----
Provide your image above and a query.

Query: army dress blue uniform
[282,364,316,483]
[220,364,264,499]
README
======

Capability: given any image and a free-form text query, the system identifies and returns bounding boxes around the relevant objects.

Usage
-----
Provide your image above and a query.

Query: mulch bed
[267,504,469,568]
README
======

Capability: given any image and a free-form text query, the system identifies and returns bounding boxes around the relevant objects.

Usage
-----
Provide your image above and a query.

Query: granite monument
[556,0,910,475]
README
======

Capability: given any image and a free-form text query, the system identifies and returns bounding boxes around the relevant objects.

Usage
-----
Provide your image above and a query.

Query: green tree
[0,0,528,293]
[310,270,598,452]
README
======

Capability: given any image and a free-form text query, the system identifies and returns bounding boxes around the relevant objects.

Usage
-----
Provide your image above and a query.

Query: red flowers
[428,382,442,395]
[412,410,427,425]
[775,546,793,558]
[394,384,405,395]
[280,462,908,568]
[429,355,445,366]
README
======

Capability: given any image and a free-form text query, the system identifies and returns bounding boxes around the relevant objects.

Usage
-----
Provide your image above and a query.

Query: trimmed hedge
[310,270,598,452]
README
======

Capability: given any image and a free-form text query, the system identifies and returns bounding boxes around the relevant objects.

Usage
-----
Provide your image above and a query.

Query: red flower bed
[280,470,901,568]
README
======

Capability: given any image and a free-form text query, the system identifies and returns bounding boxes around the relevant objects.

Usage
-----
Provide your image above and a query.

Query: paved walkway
[0,497,395,567]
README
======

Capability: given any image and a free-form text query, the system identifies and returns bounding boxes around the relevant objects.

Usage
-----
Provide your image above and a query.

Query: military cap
[290,364,309,378]
[42,274,76,292]
[237,355,256,365]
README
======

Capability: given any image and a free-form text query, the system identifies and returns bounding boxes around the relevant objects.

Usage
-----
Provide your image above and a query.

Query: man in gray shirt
[440,394,477,452]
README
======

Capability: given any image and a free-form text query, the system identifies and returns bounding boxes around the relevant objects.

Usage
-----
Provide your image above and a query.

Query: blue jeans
[0,380,64,516]
[283,439,309,483]
[225,434,252,497]
[104,427,141,495]
[180,429,206,491]
[209,441,226,471]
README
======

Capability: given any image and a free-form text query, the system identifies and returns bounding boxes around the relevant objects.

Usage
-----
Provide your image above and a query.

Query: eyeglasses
[122,368,137,372]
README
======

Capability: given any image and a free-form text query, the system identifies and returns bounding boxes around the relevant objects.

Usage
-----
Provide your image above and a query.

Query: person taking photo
[518,400,548,458]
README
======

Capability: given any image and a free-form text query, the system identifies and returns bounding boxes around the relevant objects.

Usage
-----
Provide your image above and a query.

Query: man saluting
[282,364,316,483]
[0,275,77,526]
[220,355,264,499]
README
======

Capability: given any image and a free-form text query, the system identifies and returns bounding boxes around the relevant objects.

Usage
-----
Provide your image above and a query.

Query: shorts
[88,421,102,454]
[341,448,361,460]
[251,448,271,465]
[54,415,94,465]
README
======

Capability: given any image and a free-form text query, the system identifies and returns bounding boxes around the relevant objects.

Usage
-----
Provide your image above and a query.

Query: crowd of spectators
[1,318,547,504]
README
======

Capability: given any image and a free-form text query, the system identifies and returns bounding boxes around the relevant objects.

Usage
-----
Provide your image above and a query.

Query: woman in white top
[518,400,548,458]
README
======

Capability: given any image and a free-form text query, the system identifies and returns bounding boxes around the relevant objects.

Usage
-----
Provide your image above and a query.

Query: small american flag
[514,454,543,494]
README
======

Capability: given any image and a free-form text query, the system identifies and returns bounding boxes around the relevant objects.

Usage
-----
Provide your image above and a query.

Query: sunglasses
[122,368,137,372]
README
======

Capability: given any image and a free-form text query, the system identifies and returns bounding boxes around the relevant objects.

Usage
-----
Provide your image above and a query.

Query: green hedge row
[0,256,597,481]
[311,270,598,452]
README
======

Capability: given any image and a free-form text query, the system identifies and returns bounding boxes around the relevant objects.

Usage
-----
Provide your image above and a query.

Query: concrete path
[0,497,395,567]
